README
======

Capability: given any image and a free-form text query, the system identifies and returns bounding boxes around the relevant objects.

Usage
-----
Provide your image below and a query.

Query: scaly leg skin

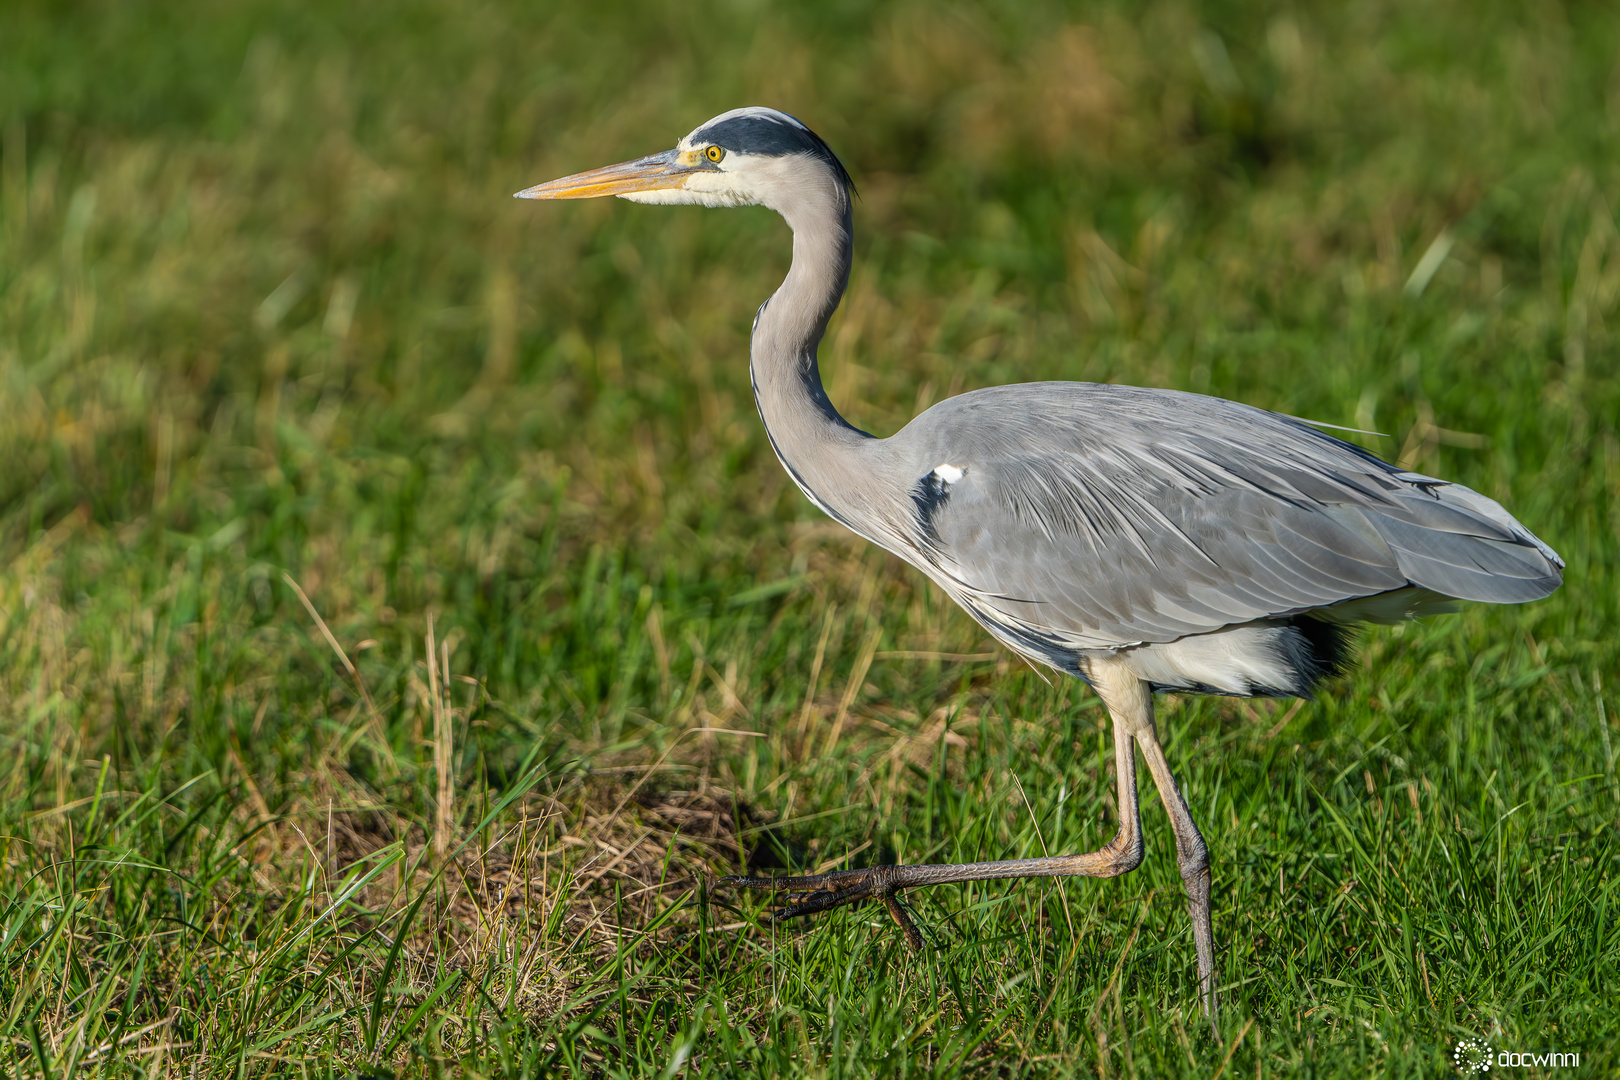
[1135,720,1219,1032]
[723,659,1148,951]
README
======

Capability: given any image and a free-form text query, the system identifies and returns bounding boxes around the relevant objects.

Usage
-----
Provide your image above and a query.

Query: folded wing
[899,384,1562,653]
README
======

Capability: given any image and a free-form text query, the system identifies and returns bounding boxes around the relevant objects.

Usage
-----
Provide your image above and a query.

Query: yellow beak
[514,149,697,200]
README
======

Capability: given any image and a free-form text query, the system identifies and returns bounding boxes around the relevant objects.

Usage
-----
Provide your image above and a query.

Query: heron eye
[706,145,725,163]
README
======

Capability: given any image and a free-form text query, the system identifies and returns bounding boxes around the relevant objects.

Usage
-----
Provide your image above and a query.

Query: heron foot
[721,865,926,950]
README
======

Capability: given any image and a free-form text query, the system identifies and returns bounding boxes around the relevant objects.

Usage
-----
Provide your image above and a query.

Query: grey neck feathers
[749,156,868,456]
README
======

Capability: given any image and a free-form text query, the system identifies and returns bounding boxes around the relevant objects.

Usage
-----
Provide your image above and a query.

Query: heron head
[515,107,854,214]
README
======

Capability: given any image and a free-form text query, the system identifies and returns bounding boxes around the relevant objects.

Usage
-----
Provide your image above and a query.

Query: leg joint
[1175,831,1209,878]
[1101,830,1144,876]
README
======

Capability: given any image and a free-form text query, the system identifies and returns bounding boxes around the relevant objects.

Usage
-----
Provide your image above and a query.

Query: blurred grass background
[2,0,1618,1075]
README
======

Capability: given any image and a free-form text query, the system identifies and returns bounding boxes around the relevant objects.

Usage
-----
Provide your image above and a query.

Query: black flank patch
[1287,616,1354,689]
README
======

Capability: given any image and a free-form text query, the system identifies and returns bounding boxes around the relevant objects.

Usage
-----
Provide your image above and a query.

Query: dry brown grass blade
[1208,1016,1256,1080]
[604,727,765,826]
[796,602,838,744]
[823,623,881,756]
[429,612,455,862]
[282,571,395,777]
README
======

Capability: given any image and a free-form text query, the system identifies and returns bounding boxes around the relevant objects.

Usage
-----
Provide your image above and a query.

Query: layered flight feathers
[877,383,1561,658]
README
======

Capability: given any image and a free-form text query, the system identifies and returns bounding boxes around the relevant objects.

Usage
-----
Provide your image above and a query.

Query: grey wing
[899,384,1562,653]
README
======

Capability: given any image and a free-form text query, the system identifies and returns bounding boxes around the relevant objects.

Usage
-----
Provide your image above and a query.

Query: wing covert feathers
[880,383,1562,672]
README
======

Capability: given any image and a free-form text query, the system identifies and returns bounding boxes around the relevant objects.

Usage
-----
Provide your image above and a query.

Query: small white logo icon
[1454,1039,1492,1074]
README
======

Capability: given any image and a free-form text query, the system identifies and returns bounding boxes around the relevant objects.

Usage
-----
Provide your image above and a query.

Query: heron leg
[722,660,1146,947]
[1132,707,1219,1027]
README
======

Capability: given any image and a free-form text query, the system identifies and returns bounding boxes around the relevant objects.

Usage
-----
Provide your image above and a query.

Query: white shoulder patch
[932,463,966,484]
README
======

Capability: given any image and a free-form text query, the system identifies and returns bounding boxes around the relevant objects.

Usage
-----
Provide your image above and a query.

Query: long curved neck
[750,161,869,475]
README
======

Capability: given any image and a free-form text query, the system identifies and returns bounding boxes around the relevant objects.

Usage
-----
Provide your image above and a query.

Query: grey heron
[516,106,1563,1024]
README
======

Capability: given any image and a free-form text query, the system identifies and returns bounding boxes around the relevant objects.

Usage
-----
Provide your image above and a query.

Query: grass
[2,0,1618,1074]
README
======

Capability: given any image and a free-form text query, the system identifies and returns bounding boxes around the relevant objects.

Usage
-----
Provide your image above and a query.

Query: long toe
[721,866,883,897]
[774,878,882,918]
[722,867,893,921]
[723,866,927,949]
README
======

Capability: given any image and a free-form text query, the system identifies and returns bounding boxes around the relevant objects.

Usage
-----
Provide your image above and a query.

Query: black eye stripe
[696,115,818,156]
[689,114,854,193]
